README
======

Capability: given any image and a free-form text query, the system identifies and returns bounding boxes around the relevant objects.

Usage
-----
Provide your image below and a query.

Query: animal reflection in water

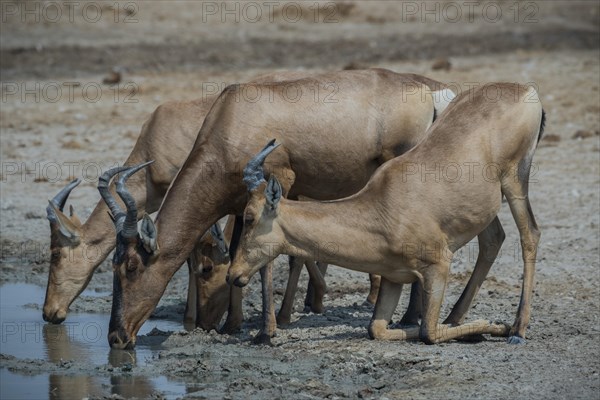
[43,324,156,399]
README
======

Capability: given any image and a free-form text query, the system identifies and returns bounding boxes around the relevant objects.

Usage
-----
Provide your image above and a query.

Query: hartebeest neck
[152,145,244,284]
[276,196,388,271]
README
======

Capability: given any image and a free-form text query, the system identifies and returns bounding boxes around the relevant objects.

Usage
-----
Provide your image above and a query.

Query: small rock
[103,69,122,85]
[371,380,386,390]
[572,129,598,139]
[432,58,451,71]
[25,211,43,219]
[543,134,561,143]
[357,387,374,398]
[120,363,133,372]
[62,140,83,149]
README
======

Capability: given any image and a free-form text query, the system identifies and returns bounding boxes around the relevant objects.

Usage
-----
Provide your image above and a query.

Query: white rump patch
[432,88,456,115]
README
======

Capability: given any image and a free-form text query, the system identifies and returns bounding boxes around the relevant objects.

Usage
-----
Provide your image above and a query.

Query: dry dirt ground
[1,1,599,399]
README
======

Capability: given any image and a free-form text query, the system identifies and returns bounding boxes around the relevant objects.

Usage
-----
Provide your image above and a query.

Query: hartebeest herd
[43,68,544,349]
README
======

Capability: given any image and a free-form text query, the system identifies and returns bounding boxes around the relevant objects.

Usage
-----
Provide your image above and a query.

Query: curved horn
[243,139,280,191]
[46,178,81,223]
[115,161,154,238]
[97,165,131,231]
[209,223,228,255]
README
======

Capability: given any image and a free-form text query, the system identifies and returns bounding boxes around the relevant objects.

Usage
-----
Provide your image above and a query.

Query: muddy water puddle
[0,283,189,399]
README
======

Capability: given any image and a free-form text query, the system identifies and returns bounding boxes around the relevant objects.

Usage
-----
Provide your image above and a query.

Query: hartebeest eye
[126,256,142,273]
[244,214,255,226]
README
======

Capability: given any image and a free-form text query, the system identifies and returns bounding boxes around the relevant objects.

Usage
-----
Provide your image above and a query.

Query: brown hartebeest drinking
[100,68,494,349]
[229,83,545,344]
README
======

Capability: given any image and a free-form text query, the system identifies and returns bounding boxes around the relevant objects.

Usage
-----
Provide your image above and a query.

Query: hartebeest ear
[264,175,282,211]
[140,213,158,254]
[47,201,81,246]
[209,223,229,256]
[68,204,82,227]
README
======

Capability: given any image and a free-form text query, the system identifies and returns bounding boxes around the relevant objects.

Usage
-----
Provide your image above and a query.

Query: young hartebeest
[99,69,512,350]
[228,83,545,344]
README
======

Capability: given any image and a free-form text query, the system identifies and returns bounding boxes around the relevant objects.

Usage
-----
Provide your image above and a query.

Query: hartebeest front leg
[221,216,245,334]
[254,263,277,345]
[220,285,244,334]
[420,262,509,344]
[397,217,506,328]
[277,256,303,325]
[183,260,197,327]
[368,278,419,340]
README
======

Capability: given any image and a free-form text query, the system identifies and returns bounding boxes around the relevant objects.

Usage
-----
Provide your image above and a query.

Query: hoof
[365,296,377,306]
[310,304,324,314]
[362,300,375,308]
[252,332,274,346]
[276,315,291,326]
[302,305,312,313]
[219,322,242,335]
[507,335,526,345]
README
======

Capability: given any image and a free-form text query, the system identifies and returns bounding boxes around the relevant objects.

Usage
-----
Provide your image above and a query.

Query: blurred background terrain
[1,1,599,399]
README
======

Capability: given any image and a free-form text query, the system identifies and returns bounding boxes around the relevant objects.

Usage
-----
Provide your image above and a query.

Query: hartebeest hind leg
[366,274,381,305]
[304,262,328,312]
[304,267,379,310]
[398,282,423,326]
[443,216,506,325]
[303,261,327,313]
[503,178,540,344]
[278,258,327,325]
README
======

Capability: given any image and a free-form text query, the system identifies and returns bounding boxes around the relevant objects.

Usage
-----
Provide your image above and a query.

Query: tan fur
[105,69,446,348]
[229,83,544,344]
[43,72,322,326]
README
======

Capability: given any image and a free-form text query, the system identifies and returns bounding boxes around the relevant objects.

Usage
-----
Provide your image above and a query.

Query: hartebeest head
[96,162,157,349]
[43,178,87,324]
[228,140,286,287]
[192,223,232,331]
[98,162,228,348]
